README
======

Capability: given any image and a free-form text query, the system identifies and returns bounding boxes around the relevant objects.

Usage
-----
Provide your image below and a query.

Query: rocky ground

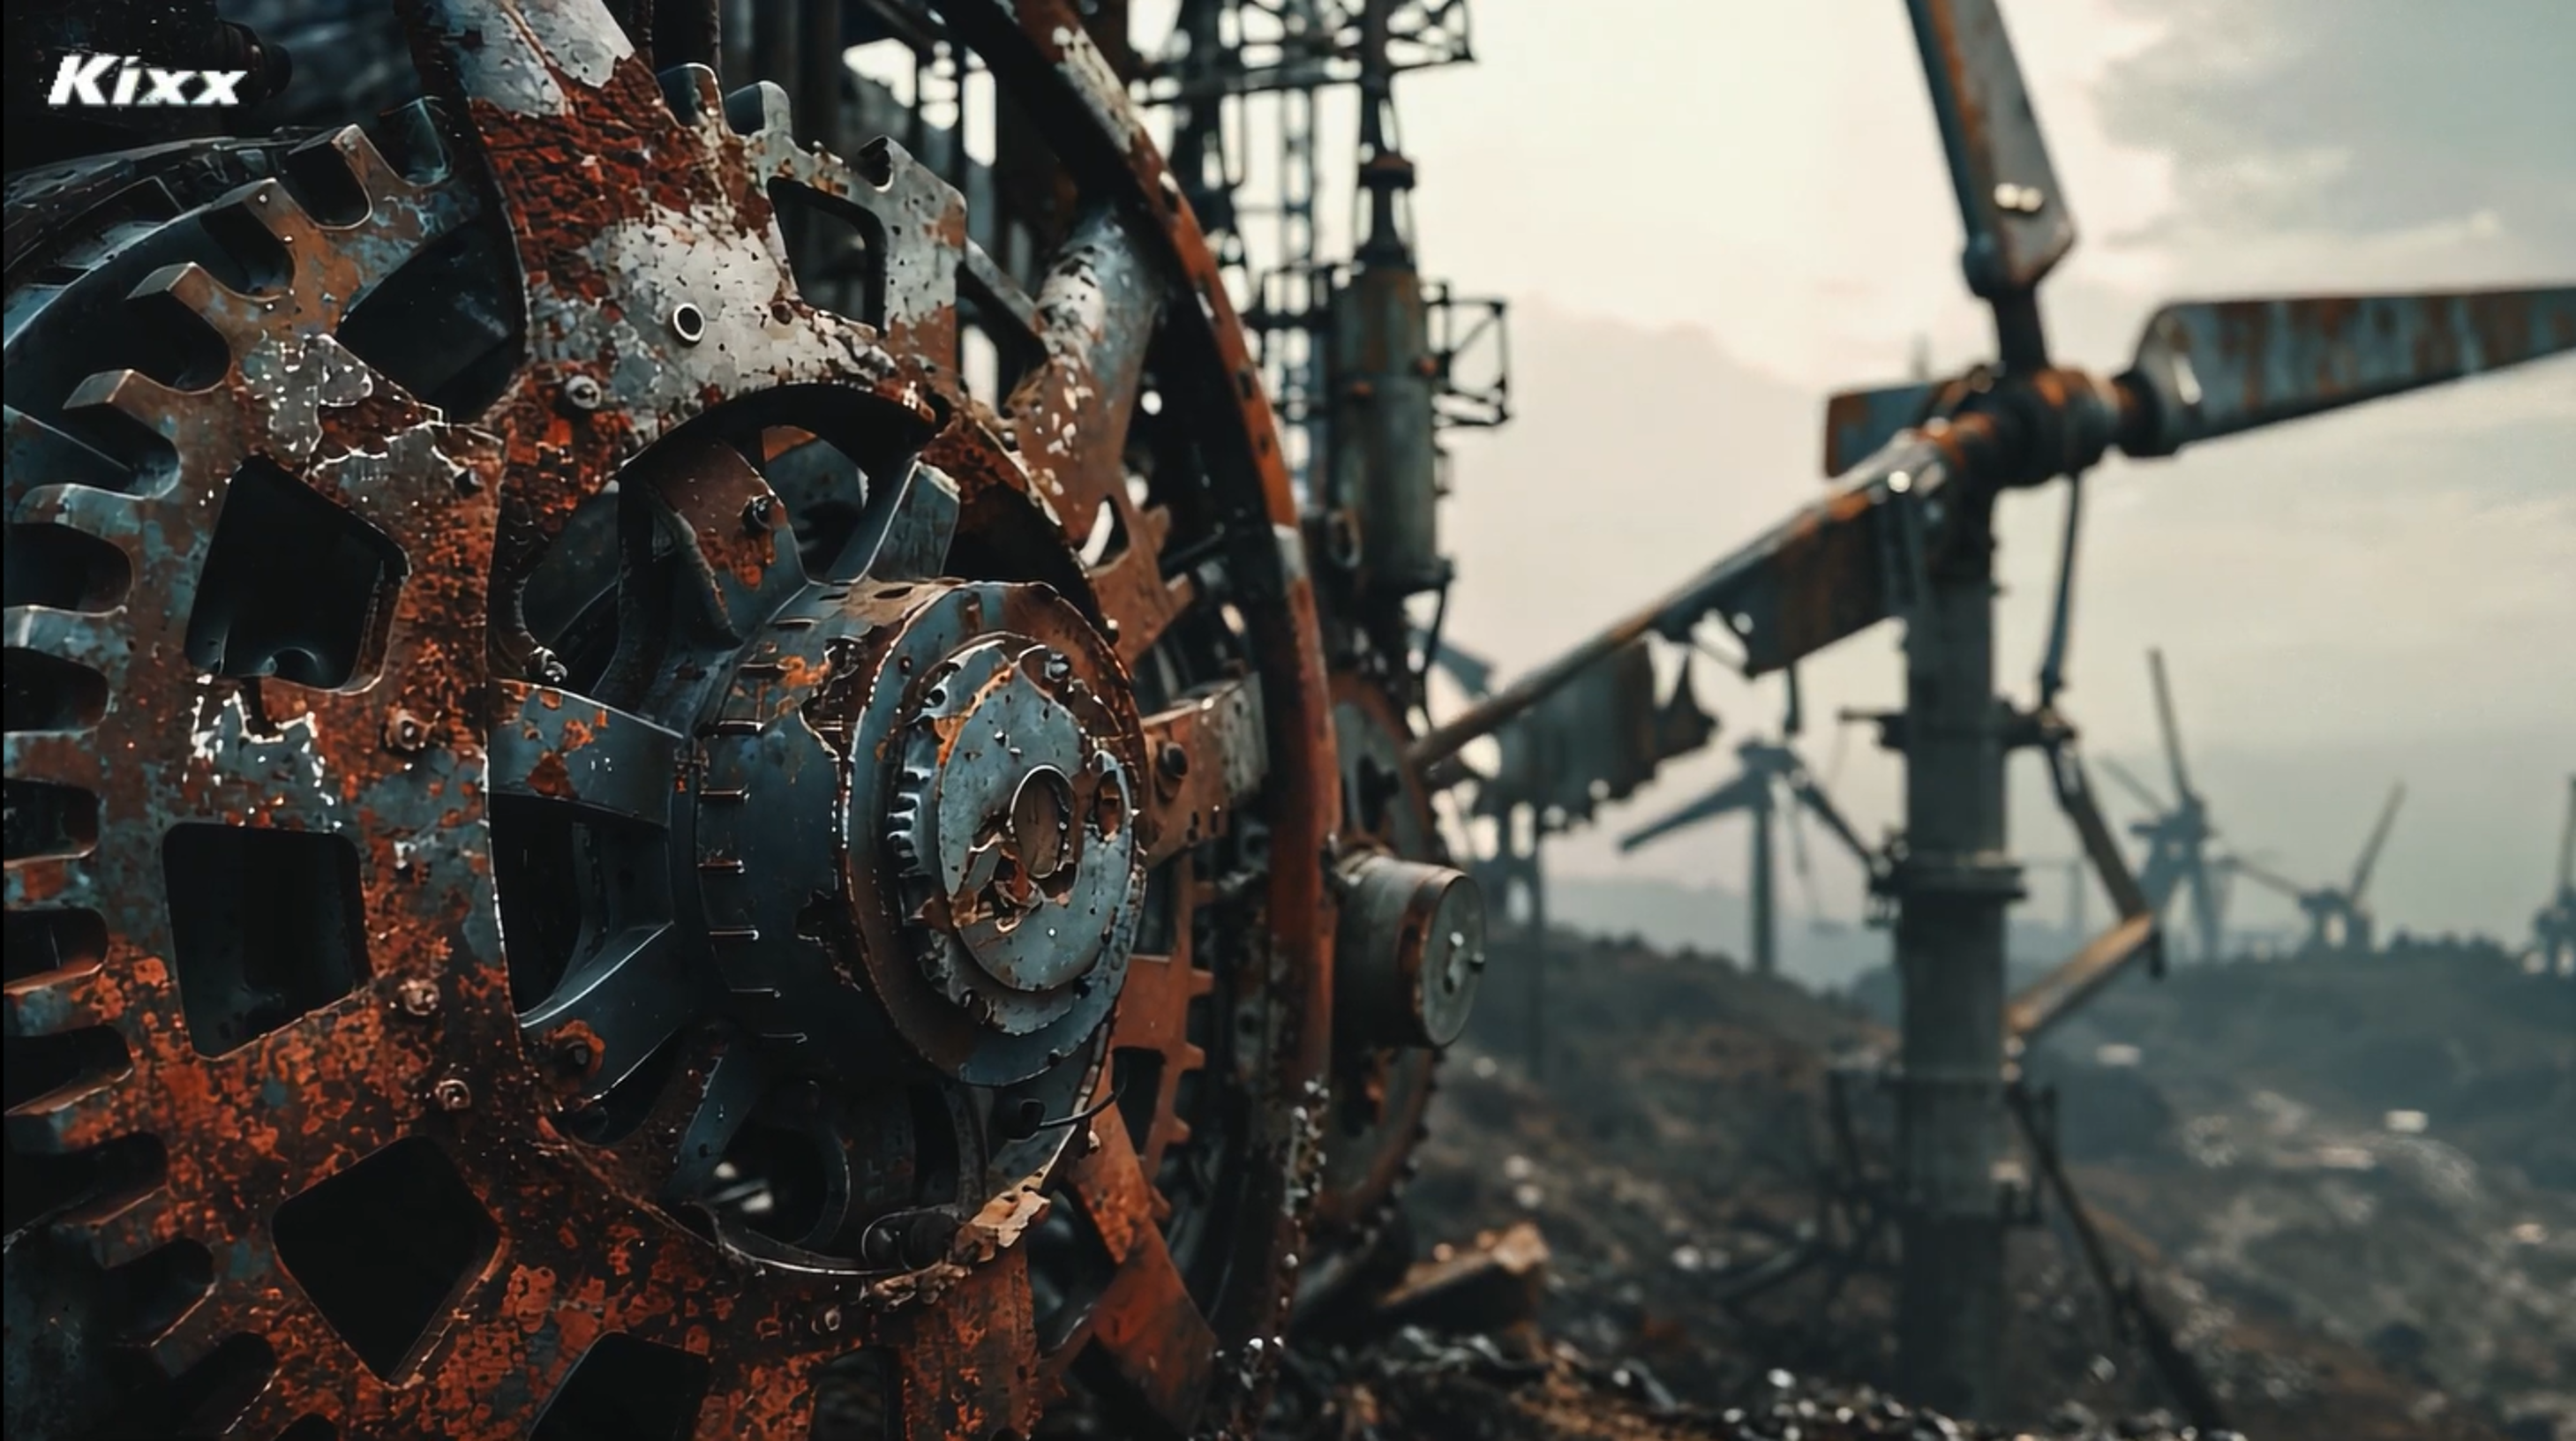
[1278,932,2572,1441]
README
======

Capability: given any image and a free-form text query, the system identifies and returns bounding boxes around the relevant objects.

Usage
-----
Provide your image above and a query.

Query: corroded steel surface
[1306,674,1447,1255]
[2,2,1348,1437]
[1904,0,2076,300]
[2122,286,2576,454]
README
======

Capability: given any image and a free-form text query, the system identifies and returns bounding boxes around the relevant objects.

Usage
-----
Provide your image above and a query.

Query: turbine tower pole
[1752,778,1779,975]
[1892,492,2016,1417]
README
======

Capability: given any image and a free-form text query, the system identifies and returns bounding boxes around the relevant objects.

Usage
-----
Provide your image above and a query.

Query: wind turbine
[1426,634,1716,1071]
[1405,0,2572,1414]
[1618,672,1882,976]
[2231,783,2407,956]
[2096,649,2226,960]
[2532,777,2576,975]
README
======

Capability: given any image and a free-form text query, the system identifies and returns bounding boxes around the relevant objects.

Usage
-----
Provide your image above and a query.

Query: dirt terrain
[1281,931,2572,1441]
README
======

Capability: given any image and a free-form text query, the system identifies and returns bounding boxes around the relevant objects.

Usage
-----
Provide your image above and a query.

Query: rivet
[431,1077,474,1112]
[394,978,441,1018]
[670,302,707,345]
[560,374,605,412]
[384,709,432,755]
[744,494,777,532]
[1158,741,1190,780]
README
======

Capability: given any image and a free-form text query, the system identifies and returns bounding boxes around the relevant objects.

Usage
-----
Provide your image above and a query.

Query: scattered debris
[1371,1222,1552,1336]
[1299,930,2573,1441]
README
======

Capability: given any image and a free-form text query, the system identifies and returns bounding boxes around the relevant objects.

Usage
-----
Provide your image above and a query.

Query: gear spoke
[657,1039,772,1203]
[963,239,1046,344]
[830,459,962,584]
[1139,676,1270,867]
[1009,206,1159,537]
[489,679,685,826]
[1109,876,1209,1187]
[627,429,812,644]
[1047,1115,1220,1422]
[520,921,695,1102]
[1006,206,1196,664]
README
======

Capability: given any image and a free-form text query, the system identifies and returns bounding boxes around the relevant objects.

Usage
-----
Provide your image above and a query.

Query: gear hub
[697,577,1146,1086]
[889,635,1142,1034]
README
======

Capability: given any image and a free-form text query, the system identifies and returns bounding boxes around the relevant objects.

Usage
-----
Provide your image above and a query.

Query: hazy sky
[1205,1,2574,940]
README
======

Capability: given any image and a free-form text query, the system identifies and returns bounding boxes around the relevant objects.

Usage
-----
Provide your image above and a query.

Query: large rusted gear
[1,4,1348,1437]
[1306,675,1448,1267]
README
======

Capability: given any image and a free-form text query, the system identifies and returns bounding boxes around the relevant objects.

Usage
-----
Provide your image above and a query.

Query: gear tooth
[382,99,454,183]
[218,1376,305,1440]
[0,727,105,792]
[657,63,724,125]
[14,483,148,549]
[3,958,114,1038]
[295,125,410,211]
[63,1185,183,1268]
[128,260,263,347]
[4,857,99,912]
[4,1073,135,1154]
[724,80,794,139]
[143,1286,241,1378]
[227,179,320,256]
[65,366,199,445]
[3,605,131,686]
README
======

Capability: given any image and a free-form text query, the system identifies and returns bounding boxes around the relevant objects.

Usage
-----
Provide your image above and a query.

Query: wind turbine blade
[1822,379,1942,476]
[2122,287,2576,456]
[2348,781,2407,900]
[2039,723,2154,924]
[2097,755,2167,816]
[1904,0,2078,301]
[1785,769,1881,877]
[1408,427,1967,769]
[2228,856,2308,899]
[1618,770,1771,852]
[1429,638,1498,697]
[2007,914,2159,1047]
[2148,648,2195,800]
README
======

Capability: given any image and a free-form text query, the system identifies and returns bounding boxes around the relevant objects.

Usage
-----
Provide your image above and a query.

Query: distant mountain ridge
[1538,872,2086,992]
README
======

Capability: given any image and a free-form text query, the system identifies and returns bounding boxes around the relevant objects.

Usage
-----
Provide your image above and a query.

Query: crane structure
[2231,784,2409,957]
[1147,0,1510,504]
[1405,0,2575,1415]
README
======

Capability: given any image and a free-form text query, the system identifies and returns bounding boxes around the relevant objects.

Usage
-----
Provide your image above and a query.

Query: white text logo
[46,53,247,109]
